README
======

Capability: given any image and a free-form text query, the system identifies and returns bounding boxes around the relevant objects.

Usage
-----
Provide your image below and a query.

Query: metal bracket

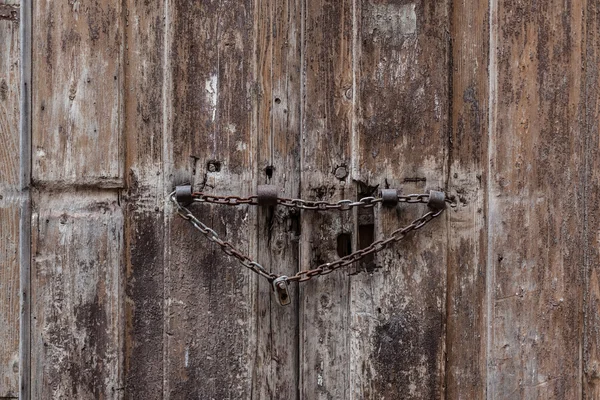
[257,184,279,206]
[380,188,399,207]
[272,276,291,306]
[427,190,446,210]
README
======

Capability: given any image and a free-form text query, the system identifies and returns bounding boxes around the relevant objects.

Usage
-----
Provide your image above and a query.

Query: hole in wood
[358,224,376,272]
[274,97,281,104]
[207,160,221,172]
[337,233,352,258]
[265,165,274,178]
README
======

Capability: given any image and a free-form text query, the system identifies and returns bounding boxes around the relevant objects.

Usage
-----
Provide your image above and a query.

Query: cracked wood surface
[2,0,600,398]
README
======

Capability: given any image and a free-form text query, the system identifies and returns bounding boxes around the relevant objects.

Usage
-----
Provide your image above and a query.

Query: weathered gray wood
[32,0,123,186]
[29,1,125,398]
[18,0,31,396]
[164,1,258,398]
[31,192,124,399]
[445,0,488,398]
[584,0,600,397]
[300,1,354,398]
[252,0,301,398]
[0,1,20,395]
[488,0,585,397]
[122,0,166,397]
[350,1,449,398]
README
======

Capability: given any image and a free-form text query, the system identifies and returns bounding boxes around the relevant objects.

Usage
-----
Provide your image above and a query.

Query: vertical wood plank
[123,0,165,397]
[252,0,301,398]
[300,1,354,398]
[165,0,258,398]
[0,3,20,395]
[489,0,585,397]
[445,0,488,398]
[30,0,125,397]
[350,1,450,398]
[584,0,600,397]
[31,193,124,399]
[32,0,123,186]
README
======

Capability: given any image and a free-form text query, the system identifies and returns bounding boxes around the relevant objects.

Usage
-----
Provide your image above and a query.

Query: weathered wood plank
[350,1,449,398]
[0,1,19,192]
[164,1,258,398]
[31,192,124,399]
[0,4,20,396]
[0,205,19,398]
[445,0,488,398]
[300,1,354,398]
[584,0,600,397]
[252,0,301,398]
[122,0,165,397]
[488,0,585,397]
[32,0,123,186]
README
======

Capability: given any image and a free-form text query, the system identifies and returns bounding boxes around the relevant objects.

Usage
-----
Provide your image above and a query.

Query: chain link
[286,208,443,282]
[171,189,449,284]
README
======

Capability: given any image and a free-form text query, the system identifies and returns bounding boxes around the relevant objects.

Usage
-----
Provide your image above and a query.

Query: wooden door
[1,0,600,399]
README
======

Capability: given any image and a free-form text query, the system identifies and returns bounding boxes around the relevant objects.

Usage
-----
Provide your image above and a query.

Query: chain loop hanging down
[170,185,452,303]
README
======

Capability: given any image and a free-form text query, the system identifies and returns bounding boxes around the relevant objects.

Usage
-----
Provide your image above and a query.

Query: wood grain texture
[584,0,600,397]
[164,1,258,398]
[445,0,488,398]
[300,1,354,399]
[31,192,124,399]
[32,0,123,186]
[252,0,301,398]
[122,0,165,397]
[488,0,585,398]
[350,1,449,398]
[0,3,20,396]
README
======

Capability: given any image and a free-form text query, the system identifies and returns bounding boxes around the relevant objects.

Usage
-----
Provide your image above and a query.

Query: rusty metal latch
[272,276,291,306]
[170,184,454,305]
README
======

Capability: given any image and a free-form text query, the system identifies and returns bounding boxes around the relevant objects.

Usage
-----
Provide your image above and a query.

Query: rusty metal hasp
[171,185,454,305]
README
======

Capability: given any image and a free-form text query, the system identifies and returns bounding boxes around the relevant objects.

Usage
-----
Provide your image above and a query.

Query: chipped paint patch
[205,74,218,122]
[364,3,417,42]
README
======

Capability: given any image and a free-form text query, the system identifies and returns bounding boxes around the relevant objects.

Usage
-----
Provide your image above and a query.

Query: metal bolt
[334,166,348,180]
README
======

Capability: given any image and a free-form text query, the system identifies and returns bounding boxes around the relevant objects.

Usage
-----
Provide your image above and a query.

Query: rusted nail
[0,5,19,22]
[334,166,348,180]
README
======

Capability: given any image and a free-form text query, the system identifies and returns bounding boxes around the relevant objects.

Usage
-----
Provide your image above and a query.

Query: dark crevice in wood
[336,232,352,257]
[357,184,376,273]
[444,0,454,397]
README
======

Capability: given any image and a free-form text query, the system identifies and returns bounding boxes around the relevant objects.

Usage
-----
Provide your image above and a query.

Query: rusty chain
[170,192,278,282]
[189,191,440,210]
[169,188,450,291]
